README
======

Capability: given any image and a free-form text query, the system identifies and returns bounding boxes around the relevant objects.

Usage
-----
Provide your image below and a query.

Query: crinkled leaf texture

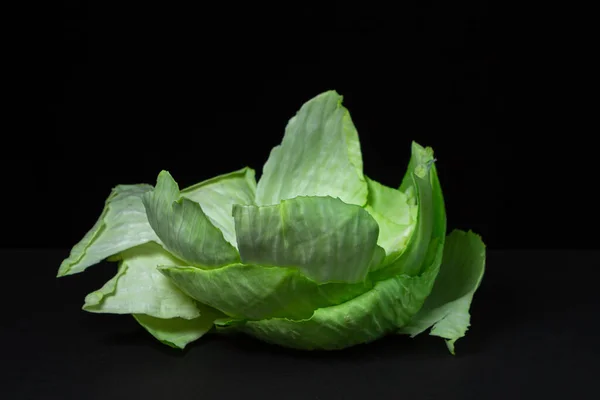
[255,90,367,207]
[83,242,223,348]
[57,90,485,353]
[57,169,254,348]
[142,170,241,267]
[398,229,486,354]
[216,140,448,350]
[57,184,161,277]
[233,196,382,284]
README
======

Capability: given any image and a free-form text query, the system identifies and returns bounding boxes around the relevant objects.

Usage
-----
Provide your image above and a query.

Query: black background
[3,2,597,399]
[7,1,594,251]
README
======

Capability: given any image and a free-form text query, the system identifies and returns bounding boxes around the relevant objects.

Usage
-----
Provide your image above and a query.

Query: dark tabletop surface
[2,249,597,400]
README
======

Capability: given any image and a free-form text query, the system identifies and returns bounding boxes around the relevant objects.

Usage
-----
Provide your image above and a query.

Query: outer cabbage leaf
[372,142,443,279]
[255,90,368,207]
[142,170,240,267]
[398,229,486,354]
[57,184,161,277]
[133,302,222,350]
[225,243,444,350]
[233,196,381,284]
[180,167,256,247]
[82,242,223,349]
[159,263,372,321]
[221,151,447,350]
[83,242,199,319]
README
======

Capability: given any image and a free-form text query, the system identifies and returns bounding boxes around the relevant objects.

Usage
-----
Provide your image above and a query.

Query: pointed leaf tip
[142,171,240,267]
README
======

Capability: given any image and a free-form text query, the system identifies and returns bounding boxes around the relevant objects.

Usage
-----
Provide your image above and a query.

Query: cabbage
[57,90,485,354]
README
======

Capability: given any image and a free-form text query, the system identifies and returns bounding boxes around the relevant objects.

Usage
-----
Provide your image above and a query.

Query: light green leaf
[227,149,448,350]
[366,177,414,225]
[159,263,372,321]
[133,302,222,349]
[233,196,380,284]
[364,177,417,266]
[228,254,444,350]
[181,167,257,247]
[57,184,161,277]
[255,90,368,207]
[398,230,486,354]
[142,171,240,267]
[373,142,445,279]
[83,242,200,320]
